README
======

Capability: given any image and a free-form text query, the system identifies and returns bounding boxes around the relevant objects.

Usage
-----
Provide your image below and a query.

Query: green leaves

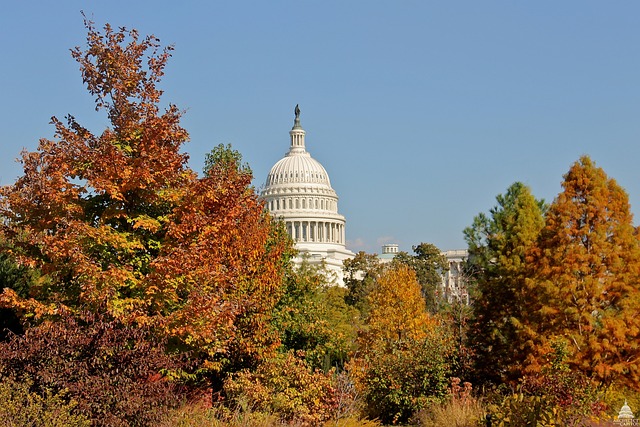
[465,182,546,385]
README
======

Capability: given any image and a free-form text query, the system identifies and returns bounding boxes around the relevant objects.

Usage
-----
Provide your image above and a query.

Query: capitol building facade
[261,106,468,295]
[260,106,355,284]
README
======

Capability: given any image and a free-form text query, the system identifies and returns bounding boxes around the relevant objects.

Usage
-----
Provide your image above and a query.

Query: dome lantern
[289,104,306,154]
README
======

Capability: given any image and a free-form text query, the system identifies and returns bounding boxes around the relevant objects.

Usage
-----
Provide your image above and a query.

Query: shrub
[224,351,339,426]
[159,402,382,427]
[351,336,453,424]
[0,375,90,427]
[350,266,457,424]
[159,402,281,427]
[414,378,484,427]
[0,311,188,426]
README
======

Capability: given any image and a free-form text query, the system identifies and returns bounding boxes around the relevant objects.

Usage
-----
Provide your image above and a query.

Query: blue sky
[1,2,639,253]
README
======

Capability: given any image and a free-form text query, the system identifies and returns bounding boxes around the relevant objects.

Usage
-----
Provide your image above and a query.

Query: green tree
[525,156,640,389]
[350,265,456,424]
[203,143,252,177]
[273,259,358,371]
[464,182,546,385]
[343,251,386,314]
[392,242,449,312]
[0,238,40,339]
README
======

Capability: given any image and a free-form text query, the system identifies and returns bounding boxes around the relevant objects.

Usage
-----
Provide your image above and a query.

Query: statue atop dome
[293,104,302,129]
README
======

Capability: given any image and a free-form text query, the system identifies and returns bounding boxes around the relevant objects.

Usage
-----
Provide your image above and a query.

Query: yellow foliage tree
[350,264,455,424]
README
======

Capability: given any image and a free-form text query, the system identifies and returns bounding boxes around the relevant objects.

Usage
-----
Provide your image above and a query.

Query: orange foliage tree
[524,156,640,389]
[0,18,290,375]
[350,264,456,424]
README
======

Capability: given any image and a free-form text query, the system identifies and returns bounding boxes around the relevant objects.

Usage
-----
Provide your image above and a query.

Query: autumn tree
[0,18,290,382]
[524,156,640,389]
[349,264,456,424]
[392,242,449,312]
[463,182,546,385]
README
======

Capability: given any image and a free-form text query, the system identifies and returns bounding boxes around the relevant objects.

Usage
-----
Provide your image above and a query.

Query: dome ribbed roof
[266,153,331,187]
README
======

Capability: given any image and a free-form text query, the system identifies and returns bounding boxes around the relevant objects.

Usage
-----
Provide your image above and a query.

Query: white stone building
[261,106,355,284]
[441,249,469,304]
[260,106,469,293]
[378,244,400,263]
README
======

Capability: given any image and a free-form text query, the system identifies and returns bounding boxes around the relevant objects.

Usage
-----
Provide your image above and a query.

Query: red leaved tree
[0,17,291,377]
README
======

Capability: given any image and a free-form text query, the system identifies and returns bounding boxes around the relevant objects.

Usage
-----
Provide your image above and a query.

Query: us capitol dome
[260,105,355,284]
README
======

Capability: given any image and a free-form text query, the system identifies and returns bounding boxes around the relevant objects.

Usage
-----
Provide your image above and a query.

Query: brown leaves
[525,156,640,388]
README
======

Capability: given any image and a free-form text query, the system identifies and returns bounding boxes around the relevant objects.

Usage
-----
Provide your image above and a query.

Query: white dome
[619,400,635,420]
[260,105,354,285]
[266,152,332,188]
[260,107,340,215]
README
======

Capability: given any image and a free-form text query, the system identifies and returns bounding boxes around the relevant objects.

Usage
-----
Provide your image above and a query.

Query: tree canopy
[0,18,291,376]
[392,242,449,312]
[350,264,455,424]
[524,156,640,388]
[464,182,546,384]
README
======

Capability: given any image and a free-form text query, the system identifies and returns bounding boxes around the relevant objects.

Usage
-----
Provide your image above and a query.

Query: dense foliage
[464,182,547,385]
[273,259,359,371]
[392,243,449,312]
[349,265,456,424]
[0,376,90,427]
[524,156,640,387]
[224,351,339,426]
[2,16,639,427]
[0,311,187,426]
[0,18,290,375]
[0,17,291,425]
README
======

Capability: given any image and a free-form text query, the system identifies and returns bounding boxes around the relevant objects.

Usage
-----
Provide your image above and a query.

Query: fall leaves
[467,156,640,391]
[526,156,640,387]
[0,18,290,375]
[2,14,640,426]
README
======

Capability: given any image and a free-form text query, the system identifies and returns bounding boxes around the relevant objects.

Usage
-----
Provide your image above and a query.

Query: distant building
[260,106,355,285]
[378,244,399,263]
[441,250,469,304]
[376,246,470,304]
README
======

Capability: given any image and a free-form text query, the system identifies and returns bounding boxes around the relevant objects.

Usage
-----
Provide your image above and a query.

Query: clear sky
[1,2,639,253]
